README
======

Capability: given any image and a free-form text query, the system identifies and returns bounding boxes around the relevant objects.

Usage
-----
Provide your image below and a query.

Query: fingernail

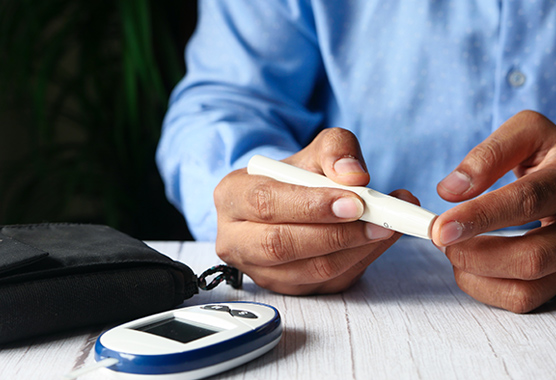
[439,171,472,195]
[365,223,393,240]
[332,197,364,219]
[440,221,464,246]
[334,157,365,175]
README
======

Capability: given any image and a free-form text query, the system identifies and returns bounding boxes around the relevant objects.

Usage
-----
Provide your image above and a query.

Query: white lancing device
[247,155,437,239]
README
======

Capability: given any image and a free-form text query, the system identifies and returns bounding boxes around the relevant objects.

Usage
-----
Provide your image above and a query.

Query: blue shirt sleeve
[156,0,324,240]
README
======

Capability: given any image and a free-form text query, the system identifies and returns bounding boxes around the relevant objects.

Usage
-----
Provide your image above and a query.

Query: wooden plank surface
[1,237,555,379]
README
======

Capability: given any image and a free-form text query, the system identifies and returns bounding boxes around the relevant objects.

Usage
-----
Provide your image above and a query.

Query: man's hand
[214,128,417,295]
[433,110,556,313]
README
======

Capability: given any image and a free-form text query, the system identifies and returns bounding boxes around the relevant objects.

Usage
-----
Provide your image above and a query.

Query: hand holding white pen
[247,155,437,239]
[214,128,430,295]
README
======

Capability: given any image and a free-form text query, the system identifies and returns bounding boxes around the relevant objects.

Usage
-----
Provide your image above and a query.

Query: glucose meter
[93,302,282,379]
[247,155,437,239]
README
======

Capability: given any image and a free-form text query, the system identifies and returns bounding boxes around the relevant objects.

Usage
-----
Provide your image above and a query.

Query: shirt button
[508,70,526,87]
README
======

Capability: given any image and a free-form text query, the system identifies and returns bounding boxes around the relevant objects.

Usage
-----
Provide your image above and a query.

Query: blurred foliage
[0,0,197,239]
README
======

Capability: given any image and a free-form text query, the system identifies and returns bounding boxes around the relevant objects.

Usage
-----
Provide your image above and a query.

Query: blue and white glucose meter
[94,302,282,379]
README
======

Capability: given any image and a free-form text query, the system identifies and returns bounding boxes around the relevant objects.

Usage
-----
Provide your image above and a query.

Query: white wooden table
[2,237,556,379]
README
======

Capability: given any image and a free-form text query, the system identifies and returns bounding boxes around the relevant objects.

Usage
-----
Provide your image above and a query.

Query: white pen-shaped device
[247,155,437,239]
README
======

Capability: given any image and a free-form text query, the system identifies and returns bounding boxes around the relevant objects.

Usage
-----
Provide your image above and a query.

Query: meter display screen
[135,318,218,344]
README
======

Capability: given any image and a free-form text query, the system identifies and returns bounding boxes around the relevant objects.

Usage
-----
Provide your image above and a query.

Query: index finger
[214,168,366,224]
[432,168,556,246]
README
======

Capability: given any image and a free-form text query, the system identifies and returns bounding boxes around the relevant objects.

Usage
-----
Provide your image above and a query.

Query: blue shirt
[157,0,556,241]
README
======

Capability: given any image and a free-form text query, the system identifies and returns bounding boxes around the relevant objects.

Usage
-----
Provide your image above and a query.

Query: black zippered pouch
[0,223,201,344]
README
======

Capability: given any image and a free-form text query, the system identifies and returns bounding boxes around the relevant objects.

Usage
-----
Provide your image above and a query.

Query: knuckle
[325,224,353,252]
[249,183,276,222]
[504,284,539,314]
[296,190,322,219]
[215,244,232,263]
[215,230,239,265]
[215,237,226,260]
[471,201,493,232]
[308,256,341,282]
[469,142,503,172]
[516,180,549,222]
[213,176,230,208]
[214,170,243,210]
[518,245,550,280]
[260,225,295,263]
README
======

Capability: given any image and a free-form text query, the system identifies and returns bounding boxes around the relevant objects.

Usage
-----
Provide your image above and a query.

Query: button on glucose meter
[92,302,282,380]
[230,309,258,319]
[201,304,231,313]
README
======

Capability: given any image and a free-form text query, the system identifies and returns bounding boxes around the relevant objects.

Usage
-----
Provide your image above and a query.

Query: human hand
[433,111,556,313]
[214,128,418,295]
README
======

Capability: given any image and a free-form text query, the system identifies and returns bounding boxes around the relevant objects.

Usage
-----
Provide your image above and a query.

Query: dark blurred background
[0,0,198,240]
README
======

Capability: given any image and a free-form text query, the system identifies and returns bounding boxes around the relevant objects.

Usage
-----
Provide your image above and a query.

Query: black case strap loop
[197,265,243,290]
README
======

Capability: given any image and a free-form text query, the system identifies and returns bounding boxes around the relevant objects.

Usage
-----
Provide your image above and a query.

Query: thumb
[309,127,370,187]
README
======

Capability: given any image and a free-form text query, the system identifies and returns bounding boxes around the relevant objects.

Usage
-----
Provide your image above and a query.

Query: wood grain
[2,237,555,379]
